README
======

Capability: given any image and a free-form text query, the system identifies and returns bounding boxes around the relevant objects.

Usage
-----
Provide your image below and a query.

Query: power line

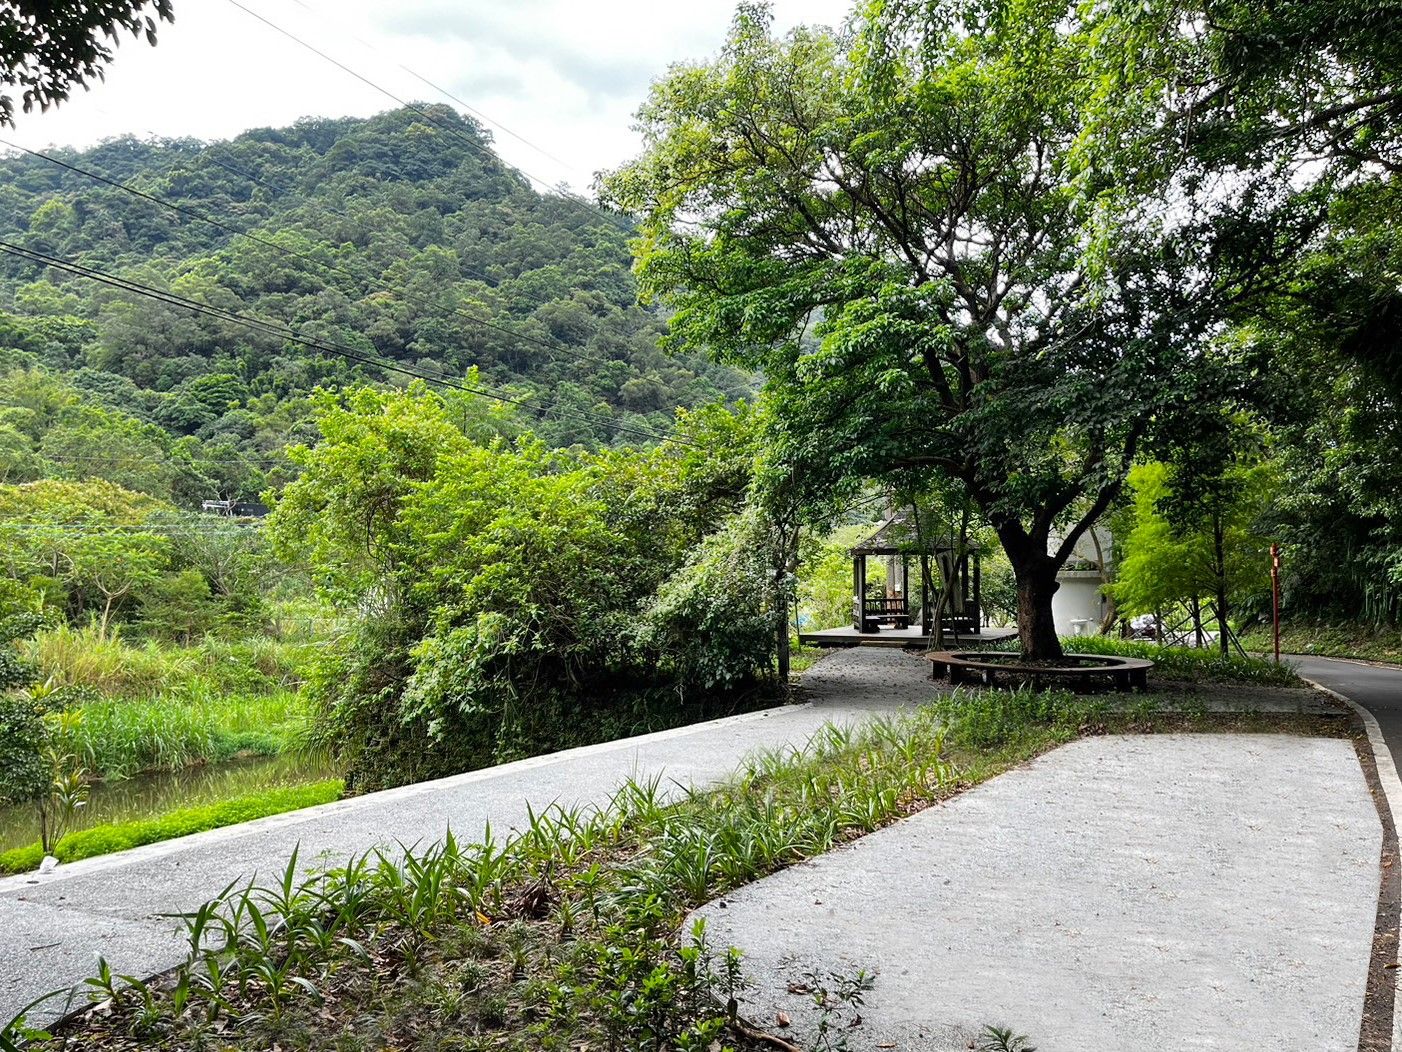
[0,241,693,447]
[4,240,673,442]
[282,0,581,175]
[221,0,629,233]
[0,523,258,534]
[0,136,620,371]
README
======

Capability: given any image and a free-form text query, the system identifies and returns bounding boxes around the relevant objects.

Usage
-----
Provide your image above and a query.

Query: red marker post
[1270,543,1281,664]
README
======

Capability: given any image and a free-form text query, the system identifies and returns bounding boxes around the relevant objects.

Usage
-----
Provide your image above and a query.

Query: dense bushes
[644,509,782,692]
[271,388,783,790]
[0,614,49,807]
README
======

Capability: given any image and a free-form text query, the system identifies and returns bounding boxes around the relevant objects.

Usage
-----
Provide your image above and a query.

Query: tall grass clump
[8,692,1093,1051]
[72,688,311,779]
[12,623,317,779]
[23,624,199,697]
[21,624,316,701]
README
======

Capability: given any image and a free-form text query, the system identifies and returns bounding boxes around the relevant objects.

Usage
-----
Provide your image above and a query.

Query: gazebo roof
[849,510,981,557]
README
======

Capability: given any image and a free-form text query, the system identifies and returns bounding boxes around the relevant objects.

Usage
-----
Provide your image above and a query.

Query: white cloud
[6,0,851,193]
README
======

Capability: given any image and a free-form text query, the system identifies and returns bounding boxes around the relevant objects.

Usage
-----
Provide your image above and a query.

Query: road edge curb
[1303,675,1401,1052]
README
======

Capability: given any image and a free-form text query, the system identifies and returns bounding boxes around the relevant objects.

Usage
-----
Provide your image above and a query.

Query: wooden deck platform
[798,625,1018,649]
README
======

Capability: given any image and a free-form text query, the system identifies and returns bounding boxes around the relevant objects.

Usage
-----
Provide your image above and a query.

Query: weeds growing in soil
[3,687,1311,1050]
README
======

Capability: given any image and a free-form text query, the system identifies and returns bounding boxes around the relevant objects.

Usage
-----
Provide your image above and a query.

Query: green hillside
[0,105,751,503]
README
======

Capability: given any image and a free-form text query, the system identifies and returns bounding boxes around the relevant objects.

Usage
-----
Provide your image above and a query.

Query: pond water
[0,751,336,853]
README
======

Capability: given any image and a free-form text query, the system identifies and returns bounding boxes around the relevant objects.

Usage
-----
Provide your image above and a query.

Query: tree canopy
[605,0,1271,657]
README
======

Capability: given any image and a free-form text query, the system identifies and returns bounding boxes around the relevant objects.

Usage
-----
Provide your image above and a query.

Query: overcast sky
[7,0,851,193]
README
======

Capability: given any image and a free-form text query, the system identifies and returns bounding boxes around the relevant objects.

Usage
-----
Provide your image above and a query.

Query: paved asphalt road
[1292,654,1402,757]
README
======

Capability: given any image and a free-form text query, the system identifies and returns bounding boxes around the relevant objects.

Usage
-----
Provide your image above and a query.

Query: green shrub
[1058,637,1299,685]
[642,508,780,692]
[0,611,44,692]
[0,695,48,806]
[0,779,343,874]
[0,614,47,808]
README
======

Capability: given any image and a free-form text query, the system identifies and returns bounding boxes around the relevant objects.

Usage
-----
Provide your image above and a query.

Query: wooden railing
[861,596,908,616]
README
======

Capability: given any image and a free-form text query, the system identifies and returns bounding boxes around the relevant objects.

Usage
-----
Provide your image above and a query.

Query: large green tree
[0,0,173,125]
[605,0,1257,658]
[1090,0,1402,626]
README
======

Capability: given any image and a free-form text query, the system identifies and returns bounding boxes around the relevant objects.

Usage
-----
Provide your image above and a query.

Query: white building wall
[1053,571,1107,636]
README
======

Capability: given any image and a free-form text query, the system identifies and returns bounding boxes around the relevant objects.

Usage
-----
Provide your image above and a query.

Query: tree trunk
[777,618,791,681]
[1014,570,1062,659]
[1190,596,1204,648]
[1212,511,1230,659]
[996,525,1063,660]
[775,523,798,682]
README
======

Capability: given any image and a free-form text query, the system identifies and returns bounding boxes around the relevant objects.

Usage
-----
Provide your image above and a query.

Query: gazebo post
[900,554,909,625]
[920,554,931,636]
[972,550,982,632]
[853,554,869,631]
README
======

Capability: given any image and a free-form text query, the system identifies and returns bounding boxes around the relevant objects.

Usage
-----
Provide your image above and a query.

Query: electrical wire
[220,0,630,232]
[41,453,288,467]
[0,524,259,534]
[0,136,621,370]
[0,241,695,446]
[283,0,582,175]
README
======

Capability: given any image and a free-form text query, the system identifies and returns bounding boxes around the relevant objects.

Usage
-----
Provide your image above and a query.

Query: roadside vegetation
[1031,638,1301,687]
[1239,622,1402,666]
[5,687,1344,1051]
[0,3,1394,1046]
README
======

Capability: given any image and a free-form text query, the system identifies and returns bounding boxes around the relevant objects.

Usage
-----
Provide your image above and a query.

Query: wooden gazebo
[851,511,981,635]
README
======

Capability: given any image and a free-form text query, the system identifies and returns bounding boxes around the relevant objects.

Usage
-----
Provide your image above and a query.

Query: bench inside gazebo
[849,511,982,636]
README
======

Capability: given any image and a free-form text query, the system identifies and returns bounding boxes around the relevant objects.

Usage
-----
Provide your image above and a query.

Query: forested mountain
[0,105,751,504]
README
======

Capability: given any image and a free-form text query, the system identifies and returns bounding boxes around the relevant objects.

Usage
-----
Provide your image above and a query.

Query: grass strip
[0,780,343,876]
[1022,636,1302,685]
[9,688,1345,1052]
[1239,621,1402,666]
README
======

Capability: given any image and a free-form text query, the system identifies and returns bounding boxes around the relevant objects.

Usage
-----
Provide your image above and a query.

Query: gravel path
[692,731,1379,1051]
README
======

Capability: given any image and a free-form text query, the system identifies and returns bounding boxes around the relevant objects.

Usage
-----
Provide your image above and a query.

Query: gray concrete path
[694,732,1380,1051]
[0,647,935,1022]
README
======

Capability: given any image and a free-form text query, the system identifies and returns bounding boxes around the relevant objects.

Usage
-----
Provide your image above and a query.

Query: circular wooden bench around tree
[923,650,1153,692]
